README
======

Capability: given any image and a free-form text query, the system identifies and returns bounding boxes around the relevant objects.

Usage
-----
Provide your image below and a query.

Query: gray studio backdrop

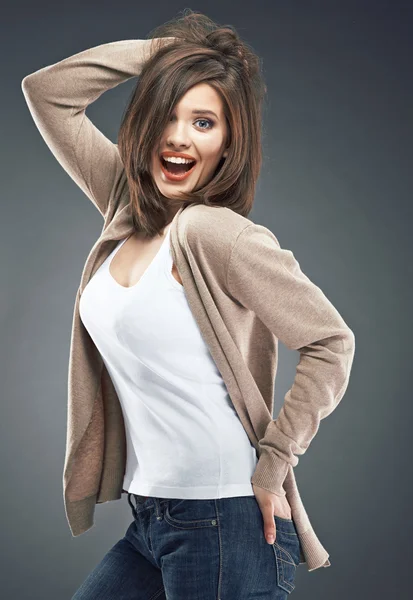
[2,1,412,599]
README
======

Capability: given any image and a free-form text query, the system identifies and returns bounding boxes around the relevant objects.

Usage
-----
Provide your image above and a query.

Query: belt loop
[127,492,138,520]
[153,497,164,519]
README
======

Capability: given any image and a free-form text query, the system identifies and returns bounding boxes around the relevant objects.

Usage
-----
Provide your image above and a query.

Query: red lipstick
[160,156,197,182]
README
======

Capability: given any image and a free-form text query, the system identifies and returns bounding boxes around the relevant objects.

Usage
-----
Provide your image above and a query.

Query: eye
[168,115,215,130]
[194,118,214,130]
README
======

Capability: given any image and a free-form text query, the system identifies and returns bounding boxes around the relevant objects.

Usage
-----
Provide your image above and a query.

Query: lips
[159,156,197,182]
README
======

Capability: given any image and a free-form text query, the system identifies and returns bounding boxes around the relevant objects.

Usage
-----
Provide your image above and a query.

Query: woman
[21,9,355,599]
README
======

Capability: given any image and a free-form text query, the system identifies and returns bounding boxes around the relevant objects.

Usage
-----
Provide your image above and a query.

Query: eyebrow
[191,109,219,119]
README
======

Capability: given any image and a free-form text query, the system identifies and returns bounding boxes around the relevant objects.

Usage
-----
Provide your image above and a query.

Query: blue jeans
[71,493,301,599]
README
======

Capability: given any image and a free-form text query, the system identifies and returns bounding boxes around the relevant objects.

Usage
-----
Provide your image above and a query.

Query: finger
[263,508,276,544]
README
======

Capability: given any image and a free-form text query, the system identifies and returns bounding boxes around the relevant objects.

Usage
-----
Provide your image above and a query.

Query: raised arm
[21,38,173,219]
[227,223,356,497]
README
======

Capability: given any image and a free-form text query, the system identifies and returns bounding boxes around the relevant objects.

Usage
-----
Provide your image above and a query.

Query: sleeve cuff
[251,450,290,497]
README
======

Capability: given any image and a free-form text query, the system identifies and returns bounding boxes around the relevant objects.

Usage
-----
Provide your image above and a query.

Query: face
[150,82,229,201]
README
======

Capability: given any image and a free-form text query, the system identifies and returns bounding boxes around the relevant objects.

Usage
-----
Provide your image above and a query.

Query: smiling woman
[116,11,267,238]
[151,81,229,190]
[22,6,350,598]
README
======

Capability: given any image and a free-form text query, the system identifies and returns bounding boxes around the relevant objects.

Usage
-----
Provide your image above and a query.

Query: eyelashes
[195,118,214,130]
[168,116,215,130]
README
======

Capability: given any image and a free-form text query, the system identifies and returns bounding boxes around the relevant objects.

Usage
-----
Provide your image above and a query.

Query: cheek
[151,155,162,176]
[201,147,224,166]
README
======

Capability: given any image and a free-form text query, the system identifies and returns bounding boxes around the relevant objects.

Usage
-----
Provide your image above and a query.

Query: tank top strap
[161,227,173,266]
[160,227,183,291]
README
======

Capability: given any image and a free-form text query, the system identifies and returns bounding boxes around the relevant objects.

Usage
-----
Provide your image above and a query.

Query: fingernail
[267,535,275,543]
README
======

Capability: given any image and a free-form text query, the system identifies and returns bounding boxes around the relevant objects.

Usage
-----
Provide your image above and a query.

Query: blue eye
[195,118,214,130]
[168,115,214,130]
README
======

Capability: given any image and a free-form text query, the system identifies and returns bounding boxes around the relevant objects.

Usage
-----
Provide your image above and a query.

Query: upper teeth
[162,156,195,164]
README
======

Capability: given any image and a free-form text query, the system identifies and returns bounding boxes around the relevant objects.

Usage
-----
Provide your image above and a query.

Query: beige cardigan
[21,38,355,572]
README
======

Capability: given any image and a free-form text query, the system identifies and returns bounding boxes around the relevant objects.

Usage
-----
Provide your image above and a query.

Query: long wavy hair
[117,9,267,237]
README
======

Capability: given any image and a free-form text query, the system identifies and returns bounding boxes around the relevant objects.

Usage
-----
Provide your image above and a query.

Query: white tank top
[79,226,257,499]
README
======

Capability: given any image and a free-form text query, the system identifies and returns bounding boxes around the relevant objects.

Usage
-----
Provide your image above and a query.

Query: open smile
[160,156,197,182]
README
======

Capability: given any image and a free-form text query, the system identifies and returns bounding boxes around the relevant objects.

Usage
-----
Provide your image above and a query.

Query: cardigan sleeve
[21,38,173,218]
[227,223,356,497]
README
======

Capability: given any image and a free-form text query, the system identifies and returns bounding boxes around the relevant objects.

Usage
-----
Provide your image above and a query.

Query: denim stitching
[274,541,296,567]
[214,499,223,600]
[164,501,218,528]
[165,513,216,531]
[274,546,295,593]
[148,586,165,600]
[166,513,218,526]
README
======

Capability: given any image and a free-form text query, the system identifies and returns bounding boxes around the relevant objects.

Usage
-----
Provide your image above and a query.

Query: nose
[166,120,191,150]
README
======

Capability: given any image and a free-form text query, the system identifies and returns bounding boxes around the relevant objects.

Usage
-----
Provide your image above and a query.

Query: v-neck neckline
[107,226,171,291]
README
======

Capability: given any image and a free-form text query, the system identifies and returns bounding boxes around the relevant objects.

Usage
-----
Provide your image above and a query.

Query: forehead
[175,83,224,115]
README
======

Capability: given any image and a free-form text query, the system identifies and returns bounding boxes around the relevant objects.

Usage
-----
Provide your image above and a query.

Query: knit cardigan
[21,38,356,572]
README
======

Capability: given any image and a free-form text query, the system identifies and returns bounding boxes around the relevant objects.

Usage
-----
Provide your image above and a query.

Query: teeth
[162,156,195,164]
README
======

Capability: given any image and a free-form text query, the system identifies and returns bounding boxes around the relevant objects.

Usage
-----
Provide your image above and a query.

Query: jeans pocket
[273,541,297,594]
[272,519,300,594]
[164,499,218,529]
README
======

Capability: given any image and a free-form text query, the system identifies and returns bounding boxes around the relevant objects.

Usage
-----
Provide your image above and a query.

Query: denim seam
[165,508,218,527]
[214,499,223,600]
[278,554,295,593]
[274,542,297,567]
[274,546,296,593]
[148,586,165,600]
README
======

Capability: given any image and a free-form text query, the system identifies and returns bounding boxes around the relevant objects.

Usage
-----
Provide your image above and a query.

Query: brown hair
[117,9,267,237]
